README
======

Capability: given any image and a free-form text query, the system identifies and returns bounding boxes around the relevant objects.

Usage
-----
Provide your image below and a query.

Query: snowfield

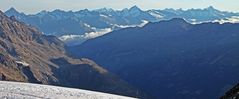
[0,81,136,99]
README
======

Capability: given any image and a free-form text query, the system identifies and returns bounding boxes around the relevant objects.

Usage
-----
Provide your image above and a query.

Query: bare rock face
[0,10,149,99]
[0,10,63,83]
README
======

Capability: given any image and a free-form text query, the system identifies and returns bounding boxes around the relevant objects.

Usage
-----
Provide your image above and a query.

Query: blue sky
[0,0,239,14]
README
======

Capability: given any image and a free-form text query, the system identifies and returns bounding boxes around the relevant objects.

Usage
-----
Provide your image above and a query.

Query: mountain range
[0,10,149,99]
[1,6,239,99]
[5,6,239,45]
[69,18,239,99]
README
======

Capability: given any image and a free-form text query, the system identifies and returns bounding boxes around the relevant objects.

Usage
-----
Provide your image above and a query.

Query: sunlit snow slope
[0,81,136,99]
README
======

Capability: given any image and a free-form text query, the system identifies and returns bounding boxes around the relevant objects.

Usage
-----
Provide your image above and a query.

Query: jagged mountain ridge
[0,10,149,99]
[148,6,239,22]
[69,18,239,99]
[4,6,239,45]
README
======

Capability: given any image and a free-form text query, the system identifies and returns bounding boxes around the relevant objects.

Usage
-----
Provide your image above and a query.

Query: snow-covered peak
[95,8,115,13]
[52,9,65,14]
[129,5,142,13]
[164,8,176,12]
[79,9,90,13]
[204,6,219,13]
[121,6,143,17]
[206,6,216,10]
[5,7,21,16]
[6,7,18,13]
[36,10,48,16]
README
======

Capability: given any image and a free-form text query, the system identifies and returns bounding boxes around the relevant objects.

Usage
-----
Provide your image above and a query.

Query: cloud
[213,16,239,24]
[59,20,149,45]
[59,28,112,41]
[84,28,112,39]
[58,28,112,45]
[113,20,149,28]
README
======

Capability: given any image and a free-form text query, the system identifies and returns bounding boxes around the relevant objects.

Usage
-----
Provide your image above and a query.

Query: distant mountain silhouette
[69,18,239,99]
[5,6,239,45]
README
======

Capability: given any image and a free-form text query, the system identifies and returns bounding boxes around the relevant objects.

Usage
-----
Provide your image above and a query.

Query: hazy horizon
[0,0,239,14]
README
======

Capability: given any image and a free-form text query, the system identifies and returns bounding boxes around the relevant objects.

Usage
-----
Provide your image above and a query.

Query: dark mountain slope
[221,83,239,99]
[70,18,239,99]
[0,10,149,98]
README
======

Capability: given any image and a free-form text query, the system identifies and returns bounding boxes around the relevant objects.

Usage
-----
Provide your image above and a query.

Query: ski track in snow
[0,81,136,99]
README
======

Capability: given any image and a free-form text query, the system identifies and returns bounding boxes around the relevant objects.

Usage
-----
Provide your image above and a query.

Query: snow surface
[0,81,136,99]
[100,14,110,18]
[15,61,29,66]
[148,11,164,19]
